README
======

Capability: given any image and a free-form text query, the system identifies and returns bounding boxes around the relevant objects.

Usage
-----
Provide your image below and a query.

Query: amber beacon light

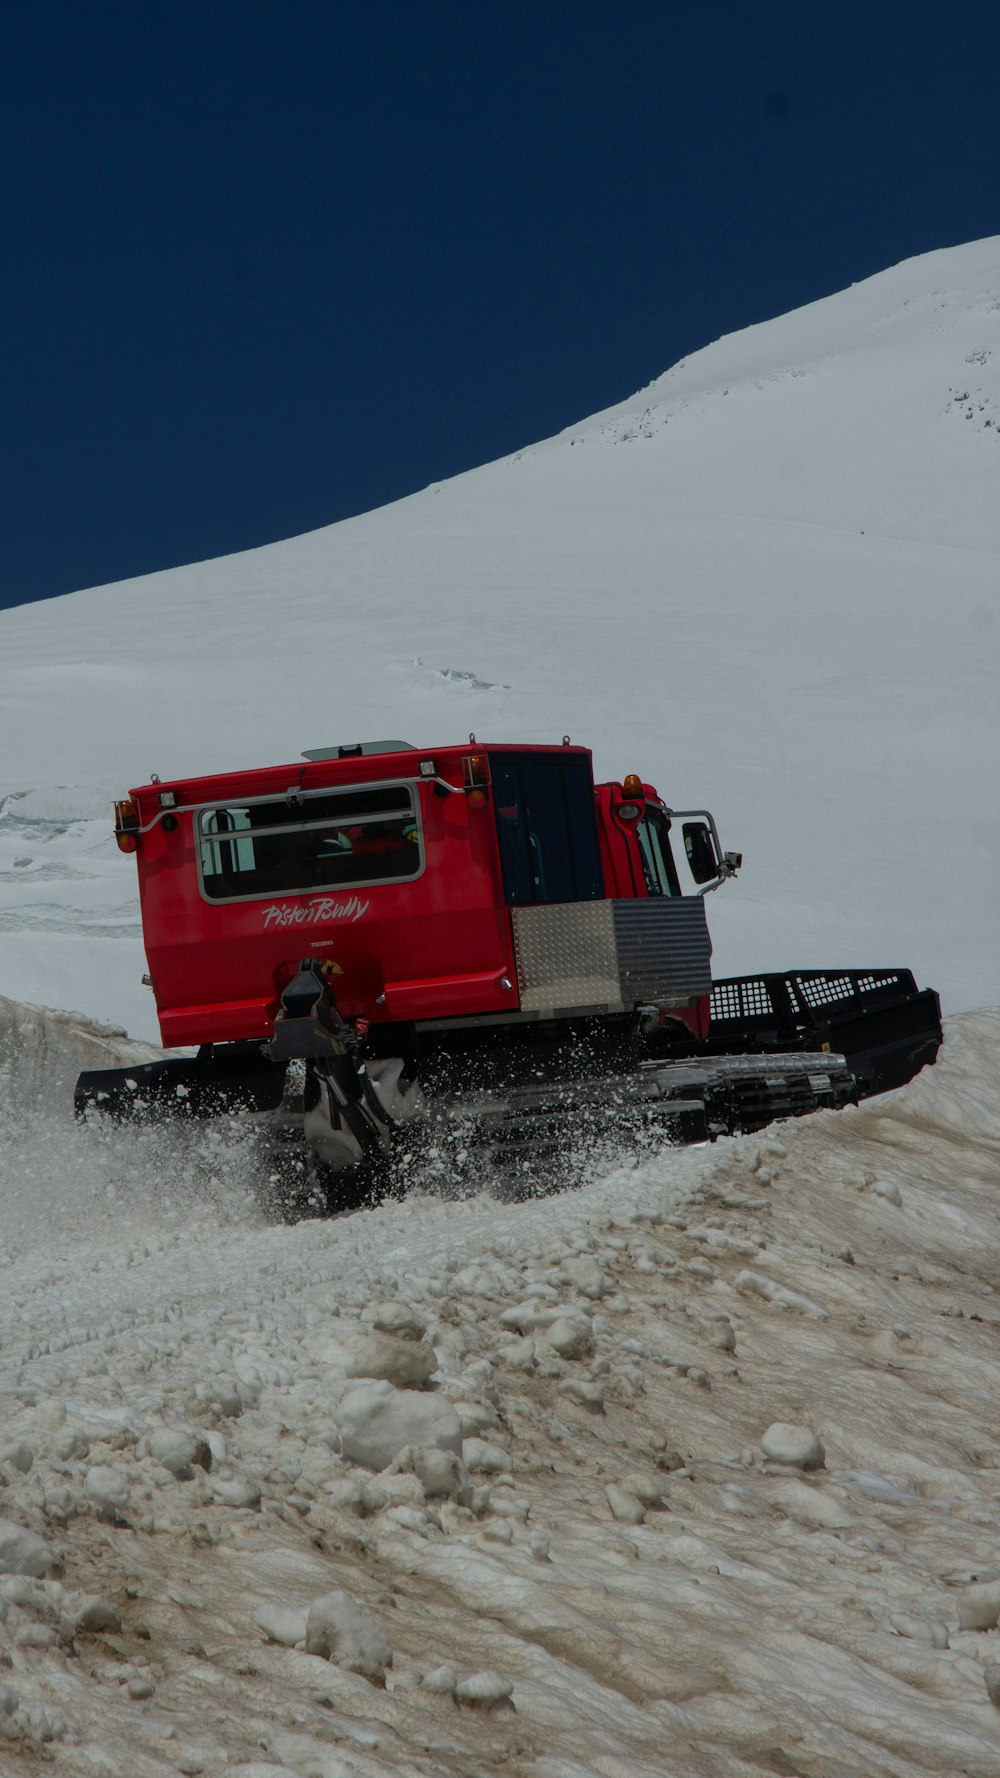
[615,773,646,821]
[114,798,140,852]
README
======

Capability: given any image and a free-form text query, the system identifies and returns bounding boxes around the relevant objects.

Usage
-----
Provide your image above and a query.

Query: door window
[636,807,681,896]
[490,753,603,906]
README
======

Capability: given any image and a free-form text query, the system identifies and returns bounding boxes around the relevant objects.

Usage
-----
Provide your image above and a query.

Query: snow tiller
[75,740,942,1206]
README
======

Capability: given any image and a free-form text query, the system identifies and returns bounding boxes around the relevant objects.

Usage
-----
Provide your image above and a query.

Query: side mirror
[682,820,719,885]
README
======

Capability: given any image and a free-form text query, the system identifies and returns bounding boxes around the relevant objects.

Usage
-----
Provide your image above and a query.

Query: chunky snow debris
[957,1581,1000,1632]
[83,1465,131,1519]
[361,1299,428,1340]
[605,1484,645,1524]
[388,1444,472,1501]
[420,1662,458,1693]
[0,1443,33,1475]
[462,1438,508,1474]
[0,1522,53,1578]
[303,1588,393,1682]
[335,1380,463,1469]
[0,998,998,1773]
[65,1593,121,1635]
[455,1669,515,1708]
[342,1331,438,1387]
[760,1422,826,1469]
[544,1315,595,1360]
[254,1602,310,1647]
[145,1427,212,1477]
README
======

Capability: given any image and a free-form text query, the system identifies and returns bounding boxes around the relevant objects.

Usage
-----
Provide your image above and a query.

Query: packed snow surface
[3,996,1000,1775]
[1,239,998,1034]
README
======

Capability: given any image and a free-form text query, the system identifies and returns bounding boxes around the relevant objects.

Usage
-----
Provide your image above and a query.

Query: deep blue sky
[2,0,997,608]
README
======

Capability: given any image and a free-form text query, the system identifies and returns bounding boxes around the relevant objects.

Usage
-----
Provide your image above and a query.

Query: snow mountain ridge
[0,235,998,1036]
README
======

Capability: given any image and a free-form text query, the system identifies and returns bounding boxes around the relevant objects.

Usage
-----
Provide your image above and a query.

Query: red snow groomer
[76,739,942,1205]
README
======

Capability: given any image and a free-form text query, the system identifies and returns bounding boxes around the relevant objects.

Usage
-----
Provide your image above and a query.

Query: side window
[198,784,421,901]
[202,808,256,878]
[490,753,603,906]
[636,808,680,896]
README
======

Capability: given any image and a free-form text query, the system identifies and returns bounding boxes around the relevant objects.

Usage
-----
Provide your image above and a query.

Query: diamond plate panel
[612,898,712,1003]
[512,902,621,1012]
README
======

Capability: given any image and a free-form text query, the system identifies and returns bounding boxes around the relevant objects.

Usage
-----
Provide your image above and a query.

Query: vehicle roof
[129,741,594,806]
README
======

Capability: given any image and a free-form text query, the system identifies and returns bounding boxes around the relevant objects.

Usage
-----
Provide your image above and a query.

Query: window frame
[490,751,604,908]
[635,804,681,897]
[193,778,425,906]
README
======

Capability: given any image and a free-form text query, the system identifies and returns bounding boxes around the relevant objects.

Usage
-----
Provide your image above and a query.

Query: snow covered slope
[3,998,1000,1775]
[1,237,998,1035]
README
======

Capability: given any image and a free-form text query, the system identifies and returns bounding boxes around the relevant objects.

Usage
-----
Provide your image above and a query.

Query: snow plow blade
[74,1043,287,1121]
[703,969,942,1098]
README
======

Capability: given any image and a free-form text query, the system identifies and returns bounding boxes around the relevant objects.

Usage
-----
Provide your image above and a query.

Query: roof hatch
[301,741,415,761]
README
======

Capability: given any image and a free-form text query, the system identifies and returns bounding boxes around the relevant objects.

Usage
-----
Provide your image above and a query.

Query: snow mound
[0,995,264,1254]
[0,991,158,1109]
[1,1003,1000,1772]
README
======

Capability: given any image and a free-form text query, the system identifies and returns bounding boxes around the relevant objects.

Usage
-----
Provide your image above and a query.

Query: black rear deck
[704,968,942,1096]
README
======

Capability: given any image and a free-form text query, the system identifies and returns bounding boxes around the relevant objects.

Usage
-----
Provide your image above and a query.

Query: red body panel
[595,781,710,1042]
[128,743,711,1049]
[596,783,645,899]
[131,745,571,1047]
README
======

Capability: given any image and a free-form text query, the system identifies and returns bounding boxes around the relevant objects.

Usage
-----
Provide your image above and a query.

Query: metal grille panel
[513,898,713,1015]
[512,902,621,1012]
[711,977,775,1021]
[612,898,712,1003]
[792,971,904,1009]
